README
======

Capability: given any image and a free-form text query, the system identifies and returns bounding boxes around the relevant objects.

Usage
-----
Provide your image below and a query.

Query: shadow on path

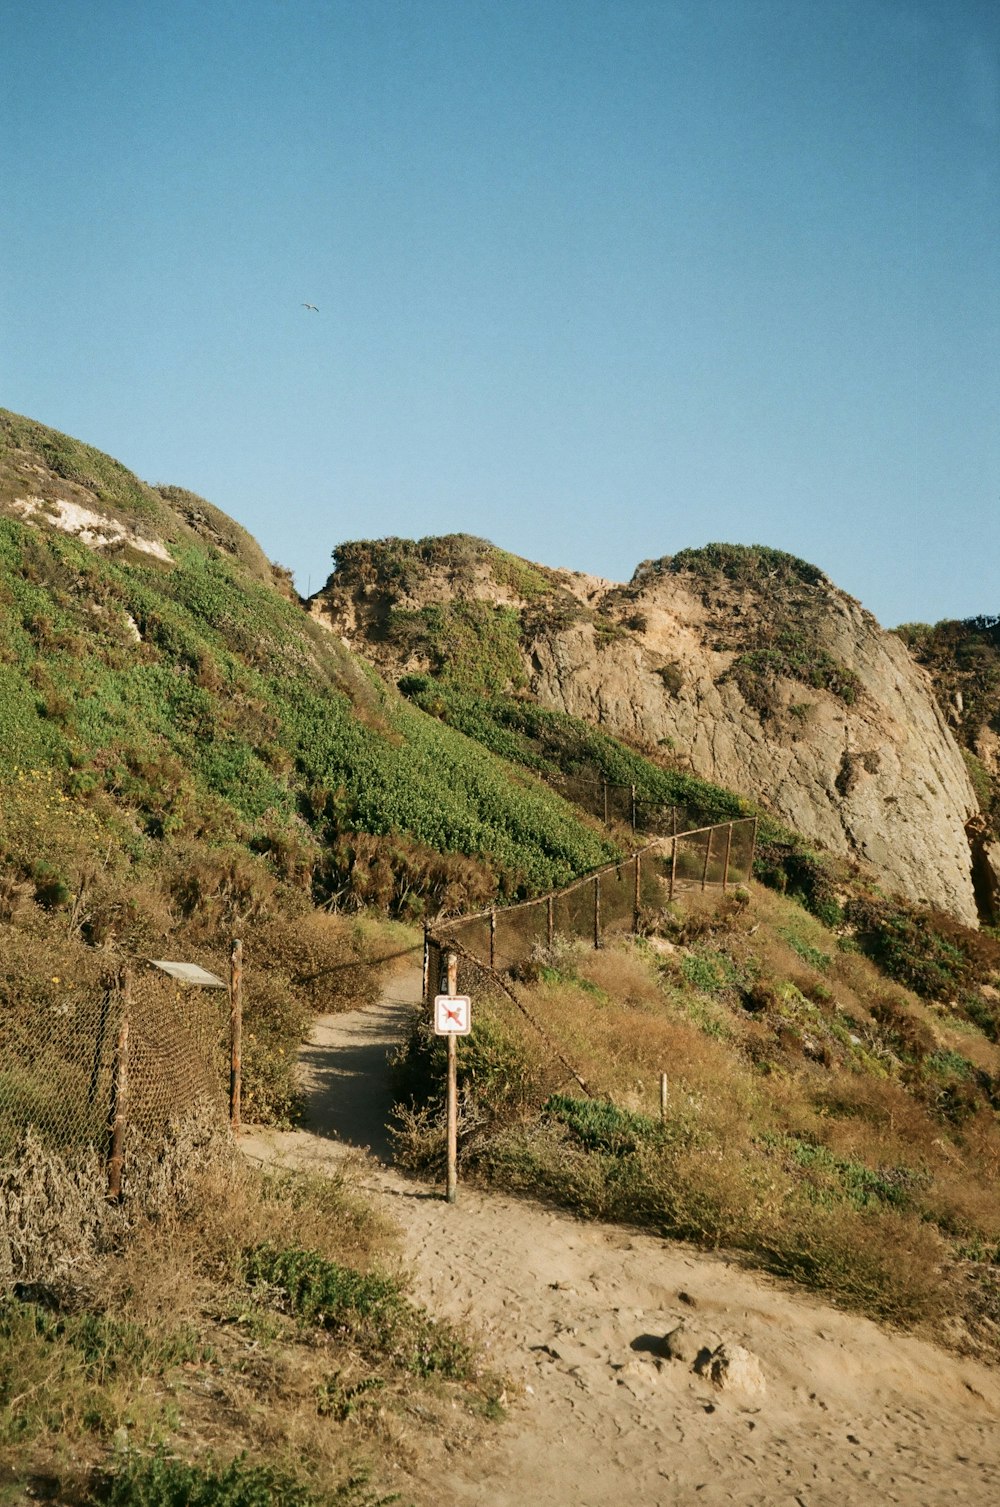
[295,970,423,1163]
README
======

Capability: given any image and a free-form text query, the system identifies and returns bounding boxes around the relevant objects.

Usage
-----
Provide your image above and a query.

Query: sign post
[434,952,471,1203]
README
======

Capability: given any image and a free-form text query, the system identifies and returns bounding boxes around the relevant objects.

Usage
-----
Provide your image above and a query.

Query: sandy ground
[241,963,1000,1507]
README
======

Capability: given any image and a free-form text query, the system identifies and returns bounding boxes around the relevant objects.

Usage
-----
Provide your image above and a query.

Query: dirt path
[242,964,1000,1507]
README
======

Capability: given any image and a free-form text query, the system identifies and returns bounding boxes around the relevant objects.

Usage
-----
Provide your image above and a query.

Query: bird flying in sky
[302,303,319,311]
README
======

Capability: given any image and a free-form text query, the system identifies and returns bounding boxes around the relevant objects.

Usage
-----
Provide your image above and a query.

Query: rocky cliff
[313,537,981,925]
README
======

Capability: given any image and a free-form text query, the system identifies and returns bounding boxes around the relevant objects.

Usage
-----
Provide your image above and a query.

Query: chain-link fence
[427,818,756,984]
[549,773,737,841]
[423,818,756,1103]
[0,959,235,1195]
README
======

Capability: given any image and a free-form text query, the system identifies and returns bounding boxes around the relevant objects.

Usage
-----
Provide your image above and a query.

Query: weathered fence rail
[424,816,757,1005]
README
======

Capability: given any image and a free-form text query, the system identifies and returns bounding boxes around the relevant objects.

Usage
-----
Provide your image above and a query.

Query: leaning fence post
[107,966,131,1201]
[701,827,713,890]
[422,924,430,1000]
[723,822,734,892]
[229,938,243,1133]
[593,875,602,949]
[446,951,459,1204]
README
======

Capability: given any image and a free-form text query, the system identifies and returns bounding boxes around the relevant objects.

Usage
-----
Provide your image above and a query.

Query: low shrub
[243,1244,472,1379]
[845,893,1000,1004]
[97,1447,395,1507]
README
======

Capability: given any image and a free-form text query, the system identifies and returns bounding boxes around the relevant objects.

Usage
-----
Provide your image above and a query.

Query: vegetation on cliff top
[896,616,1000,838]
[329,532,555,601]
[631,542,830,592]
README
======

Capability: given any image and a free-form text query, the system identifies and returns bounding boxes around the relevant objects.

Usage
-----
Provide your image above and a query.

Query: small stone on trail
[678,1290,697,1306]
[661,1322,696,1363]
[703,1343,767,1399]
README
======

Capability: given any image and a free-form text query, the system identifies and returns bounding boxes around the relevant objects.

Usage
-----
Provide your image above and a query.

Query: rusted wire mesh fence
[424,938,592,1101]
[549,774,732,841]
[0,963,231,1184]
[427,818,756,985]
[424,817,756,1101]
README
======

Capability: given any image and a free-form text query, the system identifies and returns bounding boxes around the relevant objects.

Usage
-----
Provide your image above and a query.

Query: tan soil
[241,964,1000,1507]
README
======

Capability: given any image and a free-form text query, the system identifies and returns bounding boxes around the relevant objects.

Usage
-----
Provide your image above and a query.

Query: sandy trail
[241,964,1000,1507]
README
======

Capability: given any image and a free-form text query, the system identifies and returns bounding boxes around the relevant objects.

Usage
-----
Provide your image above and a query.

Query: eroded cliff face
[314,539,980,924]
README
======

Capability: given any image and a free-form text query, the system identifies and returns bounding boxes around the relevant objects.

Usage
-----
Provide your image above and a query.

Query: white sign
[148,960,227,988]
[434,994,472,1035]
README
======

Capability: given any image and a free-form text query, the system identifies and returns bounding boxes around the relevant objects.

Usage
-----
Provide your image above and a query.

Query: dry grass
[0,1130,500,1504]
[394,884,1000,1353]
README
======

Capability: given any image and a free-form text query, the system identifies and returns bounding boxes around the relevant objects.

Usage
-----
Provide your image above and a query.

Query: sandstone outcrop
[313,538,980,924]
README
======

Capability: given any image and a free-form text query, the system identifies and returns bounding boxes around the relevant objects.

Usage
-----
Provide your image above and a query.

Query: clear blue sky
[2,0,997,626]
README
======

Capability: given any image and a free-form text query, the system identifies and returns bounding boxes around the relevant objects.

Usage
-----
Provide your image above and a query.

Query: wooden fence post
[633,852,641,932]
[489,910,497,969]
[670,834,678,901]
[229,938,243,1134]
[701,827,713,890]
[660,1072,669,1123]
[593,875,601,949]
[547,894,554,947]
[630,783,637,832]
[446,951,458,1204]
[422,925,430,1002]
[107,966,131,1201]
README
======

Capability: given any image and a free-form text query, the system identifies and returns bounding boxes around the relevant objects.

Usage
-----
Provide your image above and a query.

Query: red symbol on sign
[433,994,472,1035]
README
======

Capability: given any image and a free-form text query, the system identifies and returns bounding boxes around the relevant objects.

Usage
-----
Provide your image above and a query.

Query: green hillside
[0,410,620,916]
[0,409,624,1123]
